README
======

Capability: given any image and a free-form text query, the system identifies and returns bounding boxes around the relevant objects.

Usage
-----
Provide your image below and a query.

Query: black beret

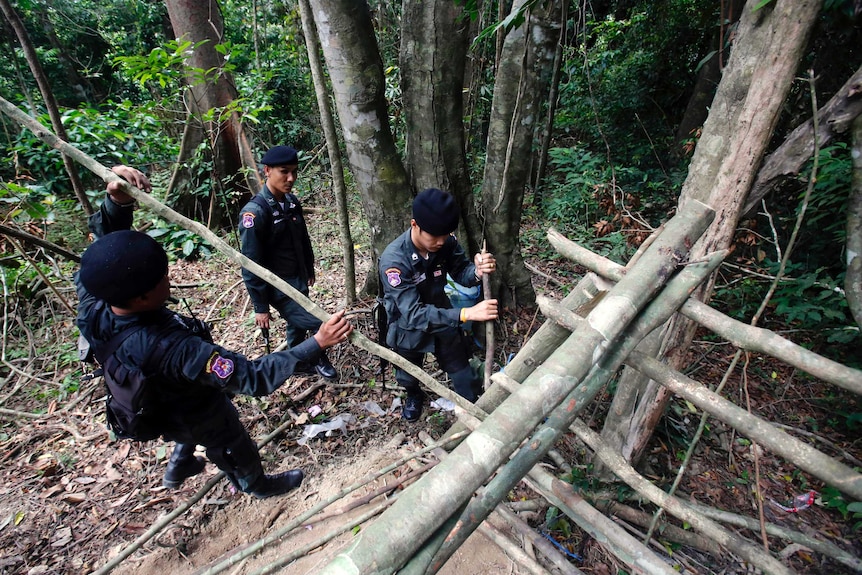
[413,188,459,236]
[260,145,299,166]
[79,230,168,306]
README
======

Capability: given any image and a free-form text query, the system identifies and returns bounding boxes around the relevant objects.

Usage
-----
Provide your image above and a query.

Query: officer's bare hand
[464,299,498,322]
[255,312,271,329]
[313,309,353,349]
[474,252,497,278]
[108,165,152,204]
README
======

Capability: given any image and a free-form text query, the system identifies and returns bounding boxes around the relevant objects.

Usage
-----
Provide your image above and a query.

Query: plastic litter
[297,413,356,445]
[770,490,817,513]
[360,400,401,416]
[430,398,456,412]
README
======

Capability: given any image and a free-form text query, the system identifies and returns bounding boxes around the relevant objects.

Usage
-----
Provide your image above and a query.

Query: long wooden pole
[481,240,494,390]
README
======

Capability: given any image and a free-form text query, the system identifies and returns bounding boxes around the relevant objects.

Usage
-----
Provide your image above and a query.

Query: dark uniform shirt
[76,194,322,436]
[239,185,315,314]
[379,229,480,353]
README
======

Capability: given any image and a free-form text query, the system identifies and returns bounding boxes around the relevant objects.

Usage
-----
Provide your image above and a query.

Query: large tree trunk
[164,0,259,229]
[298,0,356,304]
[605,0,824,469]
[0,0,92,215]
[400,0,481,255]
[480,0,562,307]
[309,0,412,296]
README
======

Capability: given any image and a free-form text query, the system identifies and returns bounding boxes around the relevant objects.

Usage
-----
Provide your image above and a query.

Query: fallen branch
[0,222,80,262]
[250,499,394,575]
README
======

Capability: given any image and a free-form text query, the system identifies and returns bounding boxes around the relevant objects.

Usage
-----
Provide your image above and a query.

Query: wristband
[460,308,467,323]
[108,195,136,208]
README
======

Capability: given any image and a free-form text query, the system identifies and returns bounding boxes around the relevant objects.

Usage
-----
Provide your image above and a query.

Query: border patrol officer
[77,166,352,497]
[378,188,498,422]
[238,145,338,380]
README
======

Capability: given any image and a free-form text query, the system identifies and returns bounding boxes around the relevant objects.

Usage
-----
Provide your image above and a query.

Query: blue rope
[540,530,583,562]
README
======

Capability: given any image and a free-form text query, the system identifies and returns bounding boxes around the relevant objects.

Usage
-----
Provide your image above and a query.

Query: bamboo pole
[481,240,494,390]
[548,228,862,393]
[316,200,715,575]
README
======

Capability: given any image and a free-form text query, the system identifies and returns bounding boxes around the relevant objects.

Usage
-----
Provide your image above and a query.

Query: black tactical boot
[249,469,305,499]
[163,443,206,489]
[314,353,338,380]
[402,391,424,422]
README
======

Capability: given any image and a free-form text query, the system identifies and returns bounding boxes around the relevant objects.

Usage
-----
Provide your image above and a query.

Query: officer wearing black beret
[378,188,498,422]
[238,146,338,380]
[77,166,352,497]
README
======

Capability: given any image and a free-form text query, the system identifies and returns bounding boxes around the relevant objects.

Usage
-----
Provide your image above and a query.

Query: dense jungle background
[0,0,861,574]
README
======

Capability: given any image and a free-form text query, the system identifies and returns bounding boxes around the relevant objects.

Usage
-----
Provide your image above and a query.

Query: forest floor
[0,191,860,575]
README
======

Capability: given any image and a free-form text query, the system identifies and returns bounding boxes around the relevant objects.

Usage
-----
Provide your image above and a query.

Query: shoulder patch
[385,267,403,287]
[206,352,235,379]
[241,212,256,229]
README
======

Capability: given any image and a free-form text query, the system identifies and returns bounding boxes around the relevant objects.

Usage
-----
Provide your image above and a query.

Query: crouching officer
[76,166,352,497]
[378,188,498,422]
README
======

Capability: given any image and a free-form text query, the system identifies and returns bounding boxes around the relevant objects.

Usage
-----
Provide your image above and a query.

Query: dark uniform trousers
[394,328,480,401]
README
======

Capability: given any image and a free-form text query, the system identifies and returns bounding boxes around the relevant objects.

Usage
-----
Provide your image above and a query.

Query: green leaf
[182,239,195,258]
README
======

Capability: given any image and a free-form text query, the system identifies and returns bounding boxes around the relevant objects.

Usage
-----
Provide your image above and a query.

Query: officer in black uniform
[378,188,498,422]
[76,166,353,497]
[238,146,338,380]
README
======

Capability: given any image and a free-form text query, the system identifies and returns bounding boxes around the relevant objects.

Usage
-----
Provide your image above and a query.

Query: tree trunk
[0,0,92,215]
[611,0,824,469]
[671,0,744,161]
[480,0,562,307]
[164,0,258,229]
[531,0,568,208]
[298,0,357,304]
[309,0,412,296]
[847,114,862,327]
[400,0,481,255]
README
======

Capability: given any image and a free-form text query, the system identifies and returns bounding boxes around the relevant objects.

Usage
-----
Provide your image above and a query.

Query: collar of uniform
[260,185,279,208]
[399,228,422,263]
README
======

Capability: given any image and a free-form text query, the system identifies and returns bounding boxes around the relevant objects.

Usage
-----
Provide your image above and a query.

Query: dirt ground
[1,191,860,575]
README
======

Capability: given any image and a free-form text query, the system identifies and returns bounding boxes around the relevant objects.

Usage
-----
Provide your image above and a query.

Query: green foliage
[819,486,862,529]
[713,260,859,351]
[8,103,176,197]
[796,143,851,262]
[113,40,210,90]
[555,0,713,166]
[145,219,213,261]
[544,506,573,538]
